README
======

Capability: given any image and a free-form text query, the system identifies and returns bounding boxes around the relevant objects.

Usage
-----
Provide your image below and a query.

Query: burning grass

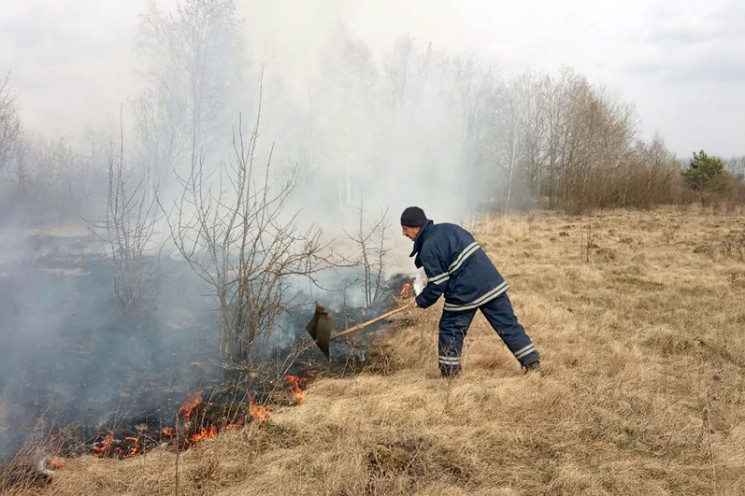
[4,205,745,495]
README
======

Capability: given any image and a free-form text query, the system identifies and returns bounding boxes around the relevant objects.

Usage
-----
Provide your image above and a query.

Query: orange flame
[247,394,271,423]
[122,436,140,458]
[189,425,217,443]
[284,375,307,404]
[399,282,412,299]
[162,427,175,437]
[47,456,65,470]
[178,391,203,423]
[91,431,114,458]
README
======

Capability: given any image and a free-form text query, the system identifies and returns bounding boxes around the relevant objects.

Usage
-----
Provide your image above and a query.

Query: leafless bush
[162,95,326,362]
[0,72,21,175]
[86,117,159,318]
[720,230,745,261]
[344,201,390,308]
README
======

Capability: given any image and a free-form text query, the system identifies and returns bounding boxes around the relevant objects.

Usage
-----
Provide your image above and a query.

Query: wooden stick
[330,305,411,340]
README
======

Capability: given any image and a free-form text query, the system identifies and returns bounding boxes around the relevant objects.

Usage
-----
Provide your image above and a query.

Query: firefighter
[401,206,542,377]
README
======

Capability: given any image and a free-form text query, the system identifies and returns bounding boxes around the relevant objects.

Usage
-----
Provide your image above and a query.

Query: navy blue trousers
[438,293,539,376]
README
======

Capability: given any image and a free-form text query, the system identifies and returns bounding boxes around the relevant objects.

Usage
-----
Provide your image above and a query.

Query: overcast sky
[1,0,744,157]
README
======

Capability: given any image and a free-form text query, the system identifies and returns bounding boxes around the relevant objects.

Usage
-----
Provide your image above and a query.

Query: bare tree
[621,135,680,208]
[0,72,21,175]
[725,156,745,181]
[383,36,414,106]
[135,0,247,192]
[315,26,378,209]
[2,131,94,225]
[306,36,686,216]
[344,200,390,308]
[162,94,326,362]
[86,114,159,319]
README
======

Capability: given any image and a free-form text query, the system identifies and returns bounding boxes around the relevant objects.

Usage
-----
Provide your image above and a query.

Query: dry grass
[5,205,745,495]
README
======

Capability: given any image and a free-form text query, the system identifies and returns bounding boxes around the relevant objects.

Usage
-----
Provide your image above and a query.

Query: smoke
[0,0,525,458]
[0,224,225,457]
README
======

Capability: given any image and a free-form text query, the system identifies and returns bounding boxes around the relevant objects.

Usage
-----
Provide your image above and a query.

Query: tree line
[2,3,744,224]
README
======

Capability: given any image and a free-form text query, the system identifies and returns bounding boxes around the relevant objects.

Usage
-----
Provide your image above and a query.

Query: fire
[91,431,114,458]
[91,433,141,459]
[189,425,217,443]
[47,455,65,470]
[82,387,288,457]
[122,436,140,458]
[178,390,203,424]
[284,375,307,404]
[247,394,271,423]
[399,282,412,299]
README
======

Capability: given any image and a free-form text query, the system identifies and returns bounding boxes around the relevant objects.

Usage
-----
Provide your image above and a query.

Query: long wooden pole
[330,305,411,340]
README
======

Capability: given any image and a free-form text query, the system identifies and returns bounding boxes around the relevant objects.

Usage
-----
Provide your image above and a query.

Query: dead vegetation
[4,205,745,495]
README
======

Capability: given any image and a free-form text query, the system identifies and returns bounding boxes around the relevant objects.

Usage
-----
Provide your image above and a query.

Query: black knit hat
[400,206,428,227]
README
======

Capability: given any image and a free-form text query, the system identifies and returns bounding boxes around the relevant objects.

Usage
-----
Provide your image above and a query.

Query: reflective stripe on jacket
[411,220,508,311]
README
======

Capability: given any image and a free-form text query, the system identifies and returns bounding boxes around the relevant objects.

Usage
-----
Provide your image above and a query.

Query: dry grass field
[4,205,745,495]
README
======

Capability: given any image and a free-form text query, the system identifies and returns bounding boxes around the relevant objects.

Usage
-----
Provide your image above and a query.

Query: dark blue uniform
[411,220,539,376]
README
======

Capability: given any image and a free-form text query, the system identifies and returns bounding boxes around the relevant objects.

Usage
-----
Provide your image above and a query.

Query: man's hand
[409,299,419,308]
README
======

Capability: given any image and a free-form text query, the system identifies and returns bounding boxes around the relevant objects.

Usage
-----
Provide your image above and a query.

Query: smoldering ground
[0,219,411,460]
[0,228,221,457]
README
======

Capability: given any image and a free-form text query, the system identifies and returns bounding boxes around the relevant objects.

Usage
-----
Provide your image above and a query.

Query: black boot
[522,361,544,376]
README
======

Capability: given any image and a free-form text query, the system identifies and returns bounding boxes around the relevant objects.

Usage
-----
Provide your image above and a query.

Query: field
[4,205,745,495]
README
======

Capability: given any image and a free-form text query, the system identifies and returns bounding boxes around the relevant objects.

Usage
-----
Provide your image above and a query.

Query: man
[401,206,542,377]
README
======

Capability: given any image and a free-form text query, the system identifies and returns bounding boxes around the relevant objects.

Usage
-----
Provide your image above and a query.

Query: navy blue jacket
[411,220,508,311]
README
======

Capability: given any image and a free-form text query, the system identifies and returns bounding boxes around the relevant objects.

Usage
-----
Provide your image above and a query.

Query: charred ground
[0,229,400,465]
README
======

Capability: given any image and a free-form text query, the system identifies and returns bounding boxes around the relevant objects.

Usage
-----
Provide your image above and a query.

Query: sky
[1,0,744,158]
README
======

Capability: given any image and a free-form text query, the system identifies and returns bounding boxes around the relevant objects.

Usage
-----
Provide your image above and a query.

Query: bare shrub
[162,100,326,362]
[344,201,391,308]
[86,116,159,318]
[0,72,21,174]
[720,230,745,261]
